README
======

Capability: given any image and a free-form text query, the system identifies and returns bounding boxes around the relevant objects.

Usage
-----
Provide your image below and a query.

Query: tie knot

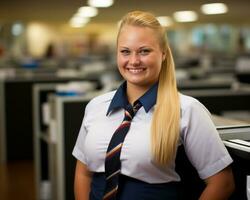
[125,101,142,120]
[133,101,142,113]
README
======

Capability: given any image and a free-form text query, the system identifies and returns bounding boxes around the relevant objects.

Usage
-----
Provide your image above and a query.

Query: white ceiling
[0,0,250,25]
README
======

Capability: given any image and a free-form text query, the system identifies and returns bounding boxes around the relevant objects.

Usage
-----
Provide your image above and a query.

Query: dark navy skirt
[89,173,182,200]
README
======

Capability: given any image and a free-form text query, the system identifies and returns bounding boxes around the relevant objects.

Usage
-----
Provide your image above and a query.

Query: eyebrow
[119,46,129,49]
[118,46,152,49]
[139,46,151,49]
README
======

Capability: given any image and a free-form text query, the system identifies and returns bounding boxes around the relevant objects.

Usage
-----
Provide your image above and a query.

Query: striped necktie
[103,101,142,200]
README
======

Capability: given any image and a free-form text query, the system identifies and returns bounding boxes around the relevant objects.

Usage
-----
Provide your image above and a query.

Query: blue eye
[120,50,130,55]
[140,49,150,55]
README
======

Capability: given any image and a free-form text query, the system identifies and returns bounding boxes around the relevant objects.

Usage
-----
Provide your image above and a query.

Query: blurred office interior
[0,0,250,200]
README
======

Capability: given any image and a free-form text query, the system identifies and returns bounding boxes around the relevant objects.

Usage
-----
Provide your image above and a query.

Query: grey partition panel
[226,146,249,200]
[33,83,57,200]
[0,81,6,163]
[218,126,250,200]
[5,81,34,160]
[51,95,96,200]
[63,101,87,200]
[2,77,100,161]
[196,94,250,114]
[178,79,232,90]
[183,89,250,115]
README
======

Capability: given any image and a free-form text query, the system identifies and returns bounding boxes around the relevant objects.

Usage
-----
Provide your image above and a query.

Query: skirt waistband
[90,173,182,200]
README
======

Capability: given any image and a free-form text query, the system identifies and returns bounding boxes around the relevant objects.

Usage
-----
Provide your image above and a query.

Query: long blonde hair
[118,11,180,166]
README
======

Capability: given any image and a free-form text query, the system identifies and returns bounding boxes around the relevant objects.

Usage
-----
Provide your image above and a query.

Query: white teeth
[128,68,144,73]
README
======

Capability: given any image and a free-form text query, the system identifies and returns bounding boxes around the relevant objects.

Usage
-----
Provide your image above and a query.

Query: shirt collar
[107,81,158,115]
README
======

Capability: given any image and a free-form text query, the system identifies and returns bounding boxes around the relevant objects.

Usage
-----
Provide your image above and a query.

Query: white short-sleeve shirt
[72,82,232,183]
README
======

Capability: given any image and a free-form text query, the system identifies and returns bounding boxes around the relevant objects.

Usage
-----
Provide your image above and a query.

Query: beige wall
[26,22,118,58]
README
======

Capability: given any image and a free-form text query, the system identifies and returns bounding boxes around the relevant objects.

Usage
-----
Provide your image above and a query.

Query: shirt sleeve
[72,105,89,165]
[181,100,233,180]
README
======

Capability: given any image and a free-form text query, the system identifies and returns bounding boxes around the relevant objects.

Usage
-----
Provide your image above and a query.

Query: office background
[0,1,250,200]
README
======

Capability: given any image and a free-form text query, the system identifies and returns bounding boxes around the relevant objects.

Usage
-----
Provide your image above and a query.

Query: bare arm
[74,160,93,200]
[199,166,235,200]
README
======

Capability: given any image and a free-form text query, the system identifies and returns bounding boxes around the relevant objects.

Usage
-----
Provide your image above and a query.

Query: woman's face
[117,25,166,90]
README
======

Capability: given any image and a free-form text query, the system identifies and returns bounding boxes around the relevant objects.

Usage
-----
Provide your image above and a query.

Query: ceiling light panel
[77,6,98,17]
[88,0,114,8]
[70,16,90,27]
[201,3,228,15]
[173,11,198,22]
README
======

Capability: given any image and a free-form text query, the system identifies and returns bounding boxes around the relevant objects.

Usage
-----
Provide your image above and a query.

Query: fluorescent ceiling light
[70,16,90,27]
[173,11,198,22]
[77,6,98,17]
[88,0,114,8]
[157,16,173,27]
[201,3,228,15]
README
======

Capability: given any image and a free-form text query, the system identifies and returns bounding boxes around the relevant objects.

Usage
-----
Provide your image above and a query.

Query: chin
[127,78,144,85]
[127,80,152,88]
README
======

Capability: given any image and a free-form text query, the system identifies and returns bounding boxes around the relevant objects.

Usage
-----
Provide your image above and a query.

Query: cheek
[117,57,125,74]
[146,57,162,77]
[143,56,162,69]
[156,62,163,76]
[117,56,127,68]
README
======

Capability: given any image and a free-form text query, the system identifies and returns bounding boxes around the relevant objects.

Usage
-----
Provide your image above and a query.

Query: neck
[126,83,149,104]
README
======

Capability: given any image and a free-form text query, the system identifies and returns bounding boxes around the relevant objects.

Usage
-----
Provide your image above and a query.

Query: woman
[73,11,234,200]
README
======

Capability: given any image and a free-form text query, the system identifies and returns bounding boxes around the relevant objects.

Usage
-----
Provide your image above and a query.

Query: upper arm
[75,160,92,180]
[74,160,93,200]
[72,104,90,164]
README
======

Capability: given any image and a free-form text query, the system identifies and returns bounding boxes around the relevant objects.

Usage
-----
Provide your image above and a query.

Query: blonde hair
[118,11,180,166]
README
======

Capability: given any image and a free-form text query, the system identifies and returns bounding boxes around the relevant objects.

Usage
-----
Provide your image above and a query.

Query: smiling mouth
[127,68,146,73]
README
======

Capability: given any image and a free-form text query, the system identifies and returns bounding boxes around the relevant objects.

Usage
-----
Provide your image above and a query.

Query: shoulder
[179,93,211,118]
[88,90,116,106]
[180,93,204,110]
[179,93,216,141]
[85,90,116,114]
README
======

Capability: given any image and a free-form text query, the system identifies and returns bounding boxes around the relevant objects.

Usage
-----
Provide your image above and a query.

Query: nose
[129,52,140,66]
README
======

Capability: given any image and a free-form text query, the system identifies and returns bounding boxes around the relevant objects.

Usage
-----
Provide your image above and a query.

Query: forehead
[117,25,160,47]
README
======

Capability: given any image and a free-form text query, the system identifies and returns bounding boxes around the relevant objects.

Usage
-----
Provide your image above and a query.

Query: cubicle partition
[178,77,233,90]
[183,89,250,115]
[33,83,58,200]
[35,93,100,200]
[0,76,100,163]
[217,125,250,200]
